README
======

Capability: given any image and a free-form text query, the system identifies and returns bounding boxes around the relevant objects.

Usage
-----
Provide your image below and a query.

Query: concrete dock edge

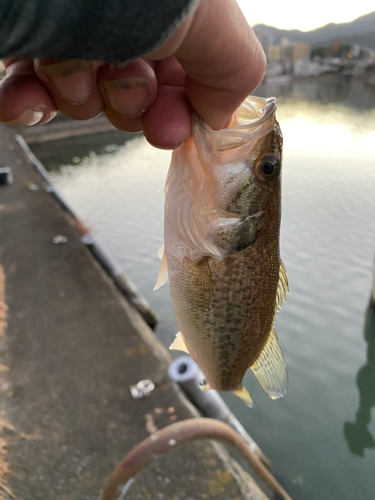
[0,122,273,499]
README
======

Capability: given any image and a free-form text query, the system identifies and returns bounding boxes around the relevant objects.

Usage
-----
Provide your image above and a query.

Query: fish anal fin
[251,326,288,400]
[153,245,168,291]
[169,331,189,354]
[233,386,253,408]
[157,244,165,260]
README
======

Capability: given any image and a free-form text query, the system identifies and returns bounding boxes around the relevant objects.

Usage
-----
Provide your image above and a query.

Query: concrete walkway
[0,123,268,500]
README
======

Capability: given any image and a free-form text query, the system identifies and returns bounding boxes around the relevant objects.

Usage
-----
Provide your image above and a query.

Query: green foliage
[311,46,333,59]
[333,44,351,57]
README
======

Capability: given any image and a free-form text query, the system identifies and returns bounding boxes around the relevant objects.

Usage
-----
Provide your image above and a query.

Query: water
[32,77,375,500]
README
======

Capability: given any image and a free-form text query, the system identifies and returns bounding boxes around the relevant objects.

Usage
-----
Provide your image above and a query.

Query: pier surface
[0,122,268,499]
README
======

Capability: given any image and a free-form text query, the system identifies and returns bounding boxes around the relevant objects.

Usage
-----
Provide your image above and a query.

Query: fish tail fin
[250,326,288,399]
[233,385,253,407]
[169,331,189,354]
[153,245,168,291]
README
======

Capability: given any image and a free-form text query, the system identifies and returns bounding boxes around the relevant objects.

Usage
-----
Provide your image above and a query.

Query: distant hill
[318,31,375,50]
[253,10,375,48]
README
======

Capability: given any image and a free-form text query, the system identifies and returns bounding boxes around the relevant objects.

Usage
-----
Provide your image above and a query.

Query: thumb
[176,0,266,129]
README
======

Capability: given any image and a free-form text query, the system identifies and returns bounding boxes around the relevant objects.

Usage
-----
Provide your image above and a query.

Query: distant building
[280,38,294,62]
[293,43,310,62]
[257,32,270,60]
[253,28,273,61]
[269,45,280,61]
[352,44,361,58]
[279,38,294,73]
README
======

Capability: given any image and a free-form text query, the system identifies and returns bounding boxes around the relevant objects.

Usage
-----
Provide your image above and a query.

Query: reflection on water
[31,77,375,500]
[344,301,375,457]
[256,76,375,110]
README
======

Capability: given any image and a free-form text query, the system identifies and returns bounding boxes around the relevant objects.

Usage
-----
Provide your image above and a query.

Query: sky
[237,0,375,32]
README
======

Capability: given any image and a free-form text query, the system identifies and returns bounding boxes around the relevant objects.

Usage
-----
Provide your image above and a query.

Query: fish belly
[166,219,279,392]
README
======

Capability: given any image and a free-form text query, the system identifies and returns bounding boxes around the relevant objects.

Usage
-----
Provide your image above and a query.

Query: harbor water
[32,77,375,500]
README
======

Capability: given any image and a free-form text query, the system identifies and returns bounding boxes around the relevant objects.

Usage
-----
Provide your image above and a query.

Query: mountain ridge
[253,10,375,48]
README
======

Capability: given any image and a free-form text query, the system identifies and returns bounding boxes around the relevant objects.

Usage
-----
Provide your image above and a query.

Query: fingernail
[40,60,93,104]
[102,77,149,116]
[5,107,44,127]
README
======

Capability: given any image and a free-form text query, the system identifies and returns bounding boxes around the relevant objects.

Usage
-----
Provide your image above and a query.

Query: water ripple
[36,80,375,500]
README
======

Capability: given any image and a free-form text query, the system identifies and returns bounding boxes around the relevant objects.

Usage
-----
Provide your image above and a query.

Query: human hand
[0,0,266,149]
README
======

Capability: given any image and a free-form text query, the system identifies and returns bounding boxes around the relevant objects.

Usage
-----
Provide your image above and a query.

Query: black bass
[155,96,288,405]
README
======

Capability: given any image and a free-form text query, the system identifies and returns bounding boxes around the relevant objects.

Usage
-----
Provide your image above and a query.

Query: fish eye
[255,155,280,182]
[262,160,276,175]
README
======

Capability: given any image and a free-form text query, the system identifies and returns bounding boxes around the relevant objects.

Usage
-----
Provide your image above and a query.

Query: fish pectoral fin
[169,331,189,354]
[275,259,289,313]
[213,212,264,257]
[232,386,253,407]
[250,326,288,400]
[153,245,168,291]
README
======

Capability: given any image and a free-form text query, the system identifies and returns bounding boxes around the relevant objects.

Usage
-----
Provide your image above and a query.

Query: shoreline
[0,121,280,499]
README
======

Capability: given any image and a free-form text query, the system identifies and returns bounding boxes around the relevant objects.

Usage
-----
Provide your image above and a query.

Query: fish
[154,95,288,406]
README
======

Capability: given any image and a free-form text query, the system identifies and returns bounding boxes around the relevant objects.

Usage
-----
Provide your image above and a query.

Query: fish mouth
[199,96,277,152]
[237,96,277,127]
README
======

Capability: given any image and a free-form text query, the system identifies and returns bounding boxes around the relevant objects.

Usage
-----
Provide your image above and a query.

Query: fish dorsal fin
[233,386,254,407]
[275,259,289,313]
[169,331,189,354]
[251,326,288,399]
[153,245,168,291]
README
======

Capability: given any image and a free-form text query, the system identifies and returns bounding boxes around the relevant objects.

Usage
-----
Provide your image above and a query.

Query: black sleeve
[0,0,199,61]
